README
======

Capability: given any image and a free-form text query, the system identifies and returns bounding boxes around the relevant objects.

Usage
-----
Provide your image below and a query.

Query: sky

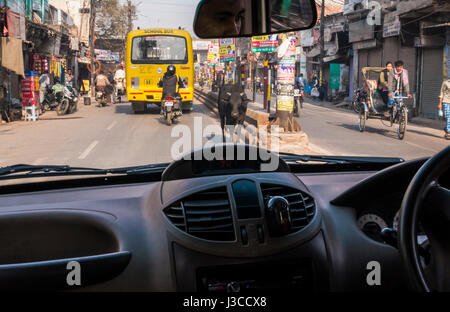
[119,0,200,37]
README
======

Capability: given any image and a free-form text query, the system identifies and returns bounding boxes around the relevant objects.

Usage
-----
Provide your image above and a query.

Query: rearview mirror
[193,0,317,39]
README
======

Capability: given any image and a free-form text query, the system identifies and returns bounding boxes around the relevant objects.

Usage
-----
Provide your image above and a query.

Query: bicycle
[391,94,409,140]
[352,87,367,114]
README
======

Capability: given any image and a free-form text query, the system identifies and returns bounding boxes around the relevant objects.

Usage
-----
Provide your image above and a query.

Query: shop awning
[1,37,24,77]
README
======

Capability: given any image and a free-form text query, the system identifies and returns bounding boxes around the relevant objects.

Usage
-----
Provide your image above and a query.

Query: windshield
[0,0,448,183]
[131,35,188,64]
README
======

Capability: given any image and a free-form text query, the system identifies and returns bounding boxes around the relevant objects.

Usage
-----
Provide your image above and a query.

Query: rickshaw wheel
[397,106,407,140]
[358,109,367,132]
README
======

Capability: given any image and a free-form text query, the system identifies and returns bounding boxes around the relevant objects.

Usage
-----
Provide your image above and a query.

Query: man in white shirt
[114,66,126,81]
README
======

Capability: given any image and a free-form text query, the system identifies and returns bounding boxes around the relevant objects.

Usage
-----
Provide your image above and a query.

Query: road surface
[0,93,448,171]
[247,91,449,160]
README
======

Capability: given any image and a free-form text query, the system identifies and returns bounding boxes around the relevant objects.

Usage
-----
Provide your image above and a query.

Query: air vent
[164,187,235,241]
[261,184,316,233]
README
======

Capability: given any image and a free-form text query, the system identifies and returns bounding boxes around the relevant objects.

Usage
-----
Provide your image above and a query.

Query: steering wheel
[399,145,450,292]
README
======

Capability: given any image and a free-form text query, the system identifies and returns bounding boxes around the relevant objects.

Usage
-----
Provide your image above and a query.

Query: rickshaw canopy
[361,67,385,78]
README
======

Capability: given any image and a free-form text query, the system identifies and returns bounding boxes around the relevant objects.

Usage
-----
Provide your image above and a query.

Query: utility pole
[319,0,325,88]
[89,0,96,98]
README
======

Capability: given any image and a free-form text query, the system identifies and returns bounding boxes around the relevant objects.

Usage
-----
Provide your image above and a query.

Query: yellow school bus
[126,28,194,113]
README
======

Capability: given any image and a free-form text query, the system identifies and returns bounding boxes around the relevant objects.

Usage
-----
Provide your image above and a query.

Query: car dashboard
[0,156,430,292]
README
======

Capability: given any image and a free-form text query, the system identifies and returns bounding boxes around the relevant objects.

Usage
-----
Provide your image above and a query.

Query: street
[0,96,220,169]
[1,93,448,169]
[248,91,449,160]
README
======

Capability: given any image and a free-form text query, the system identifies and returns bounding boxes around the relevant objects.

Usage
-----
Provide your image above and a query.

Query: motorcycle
[161,95,182,126]
[96,86,109,107]
[115,78,126,103]
[63,85,78,114]
[41,85,61,113]
[293,86,304,117]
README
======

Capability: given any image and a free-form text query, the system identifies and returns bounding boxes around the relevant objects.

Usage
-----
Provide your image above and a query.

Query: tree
[94,0,137,47]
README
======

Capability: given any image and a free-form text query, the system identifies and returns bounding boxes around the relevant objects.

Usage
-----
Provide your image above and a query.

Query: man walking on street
[438,77,450,140]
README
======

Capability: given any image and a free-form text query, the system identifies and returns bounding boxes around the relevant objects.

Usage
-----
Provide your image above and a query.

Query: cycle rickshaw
[358,67,408,140]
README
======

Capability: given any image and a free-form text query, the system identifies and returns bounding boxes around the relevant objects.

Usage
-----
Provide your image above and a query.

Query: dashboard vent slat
[163,187,235,241]
[261,184,316,235]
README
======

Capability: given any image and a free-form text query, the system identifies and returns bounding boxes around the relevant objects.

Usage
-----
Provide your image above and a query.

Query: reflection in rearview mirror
[194,0,317,39]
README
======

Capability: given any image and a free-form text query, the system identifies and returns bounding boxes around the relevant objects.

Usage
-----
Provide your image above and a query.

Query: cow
[218,84,250,142]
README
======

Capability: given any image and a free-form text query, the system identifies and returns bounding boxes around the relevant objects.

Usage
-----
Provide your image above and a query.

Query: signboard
[301,29,314,47]
[95,49,120,64]
[251,35,278,52]
[193,40,211,50]
[349,20,374,43]
[207,44,220,66]
[330,63,341,90]
[352,39,377,50]
[277,95,294,111]
[383,18,401,38]
[219,38,236,62]
[277,58,296,83]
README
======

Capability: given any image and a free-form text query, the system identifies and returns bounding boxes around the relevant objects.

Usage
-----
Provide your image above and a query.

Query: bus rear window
[131,35,188,64]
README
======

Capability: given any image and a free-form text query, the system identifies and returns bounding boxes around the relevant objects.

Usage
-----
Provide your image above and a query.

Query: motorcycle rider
[158,65,185,115]
[114,66,126,99]
[52,78,65,97]
[95,71,111,105]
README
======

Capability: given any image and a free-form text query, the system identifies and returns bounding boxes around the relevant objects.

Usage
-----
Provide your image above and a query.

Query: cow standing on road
[218,84,250,141]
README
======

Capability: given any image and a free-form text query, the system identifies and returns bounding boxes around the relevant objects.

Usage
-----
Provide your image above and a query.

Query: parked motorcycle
[64,85,79,114]
[41,85,61,113]
[293,86,304,117]
[161,95,182,126]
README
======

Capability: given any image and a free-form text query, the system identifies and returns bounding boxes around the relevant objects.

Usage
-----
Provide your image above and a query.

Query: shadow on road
[39,116,84,121]
[327,121,399,139]
[114,103,161,115]
[407,128,444,139]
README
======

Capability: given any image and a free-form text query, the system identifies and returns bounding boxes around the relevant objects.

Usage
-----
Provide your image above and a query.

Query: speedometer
[357,214,388,242]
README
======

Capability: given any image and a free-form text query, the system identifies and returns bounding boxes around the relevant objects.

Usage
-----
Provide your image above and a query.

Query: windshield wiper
[0,163,169,181]
[279,153,404,165]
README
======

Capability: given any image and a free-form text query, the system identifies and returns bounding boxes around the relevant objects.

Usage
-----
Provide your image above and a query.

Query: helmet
[167,65,176,76]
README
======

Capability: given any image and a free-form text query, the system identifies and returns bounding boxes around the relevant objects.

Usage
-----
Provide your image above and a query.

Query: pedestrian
[39,71,51,106]
[378,61,392,106]
[438,77,450,140]
[66,69,73,85]
[319,79,328,101]
[387,60,412,117]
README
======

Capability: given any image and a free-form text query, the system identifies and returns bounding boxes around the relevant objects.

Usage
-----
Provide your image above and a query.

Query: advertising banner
[277,58,296,83]
[95,49,120,64]
[219,38,236,62]
[193,40,211,50]
[207,44,220,66]
[251,35,278,52]
[330,63,341,90]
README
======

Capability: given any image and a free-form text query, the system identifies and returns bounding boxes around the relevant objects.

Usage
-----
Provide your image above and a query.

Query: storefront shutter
[421,48,443,119]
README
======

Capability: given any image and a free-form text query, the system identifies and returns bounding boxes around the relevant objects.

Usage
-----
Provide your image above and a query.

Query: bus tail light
[131,77,139,89]
[181,77,188,89]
